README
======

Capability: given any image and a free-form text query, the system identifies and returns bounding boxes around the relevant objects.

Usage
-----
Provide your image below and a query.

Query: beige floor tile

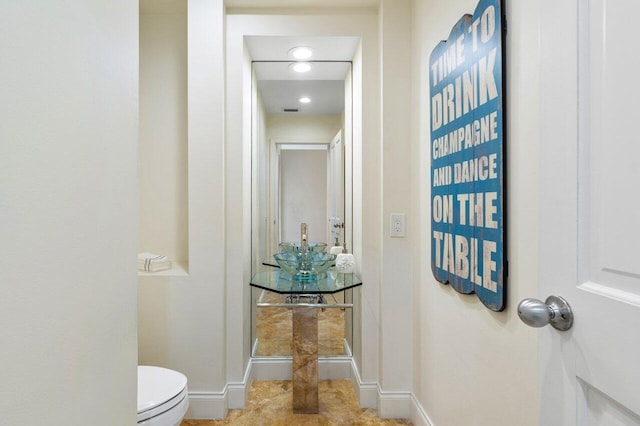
[181,380,411,425]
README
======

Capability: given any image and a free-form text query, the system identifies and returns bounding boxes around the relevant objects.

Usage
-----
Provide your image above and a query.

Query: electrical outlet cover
[390,213,405,237]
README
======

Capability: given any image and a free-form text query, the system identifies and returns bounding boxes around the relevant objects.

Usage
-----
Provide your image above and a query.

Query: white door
[535,1,640,424]
[279,145,328,244]
[328,130,344,245]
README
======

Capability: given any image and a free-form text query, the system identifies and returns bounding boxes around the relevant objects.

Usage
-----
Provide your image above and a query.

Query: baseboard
[185,357,434,424]
[250,356,292,380]
[227,358,253,409]
[250,356,378,409]
[348,357,378,409]
[250,355,353,380]
[348,358,431,423]
[409,393,435,426]
[185,390,227,420]
[185,359,254,419]
[378,390,412,419]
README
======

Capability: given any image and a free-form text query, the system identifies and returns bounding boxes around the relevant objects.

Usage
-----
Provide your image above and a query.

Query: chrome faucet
[300,223,309,253]
[298,223,311,277]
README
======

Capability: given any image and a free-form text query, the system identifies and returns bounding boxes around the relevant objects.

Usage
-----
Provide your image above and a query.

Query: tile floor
[181,380,412,425]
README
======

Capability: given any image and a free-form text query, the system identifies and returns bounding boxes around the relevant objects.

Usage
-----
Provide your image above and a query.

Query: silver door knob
[517,295,573,331]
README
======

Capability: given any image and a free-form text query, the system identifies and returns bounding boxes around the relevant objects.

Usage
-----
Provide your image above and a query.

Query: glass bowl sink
[279,241,327,254]
[273,252,337,281]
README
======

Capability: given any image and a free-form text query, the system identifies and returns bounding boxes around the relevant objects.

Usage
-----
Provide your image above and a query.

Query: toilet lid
[137,366,188,414]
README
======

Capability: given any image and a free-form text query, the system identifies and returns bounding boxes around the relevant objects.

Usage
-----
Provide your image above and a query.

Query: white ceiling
[252,61,350,81]
[247,36,359,115]
[225,0,378,9]
[142,0,379,14]
[258,80,345,115]
[245,36,360,61]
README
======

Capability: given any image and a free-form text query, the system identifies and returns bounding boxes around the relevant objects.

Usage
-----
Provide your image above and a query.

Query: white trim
[273,138,332,145]
[279,143,328,151]
[319,356,353,379]
[185,360,254,420]
[249,356,376,409]
[185,390,227,420]
[409,393,435,426]
[184,358,433,423]
[250,355,353,380]
[348,357,378,408]
[251,356,293,380]
[378,389,412,419]
[579,280,640,308]
[349,357,430,423]
[227,358,254,409]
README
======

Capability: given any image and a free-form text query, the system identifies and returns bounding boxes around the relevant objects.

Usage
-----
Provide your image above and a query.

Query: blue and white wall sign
[429,0,505,311]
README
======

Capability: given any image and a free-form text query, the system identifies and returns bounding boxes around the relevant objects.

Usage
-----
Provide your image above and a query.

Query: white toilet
[137,366,189,425]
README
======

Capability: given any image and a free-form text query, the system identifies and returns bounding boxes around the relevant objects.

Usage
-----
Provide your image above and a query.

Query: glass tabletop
[261,259,279,268]
[250,269,362,294]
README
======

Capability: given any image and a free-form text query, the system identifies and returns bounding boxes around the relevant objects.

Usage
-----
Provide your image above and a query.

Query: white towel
[138,253,166,261]
[330,246,344,255]
[139,261,171,272]
[138,253,172,272]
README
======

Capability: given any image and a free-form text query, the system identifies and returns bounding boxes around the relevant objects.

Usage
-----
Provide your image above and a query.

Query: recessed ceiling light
[289,46,313,60]
[290,62,311,73]
[299,97,311,104]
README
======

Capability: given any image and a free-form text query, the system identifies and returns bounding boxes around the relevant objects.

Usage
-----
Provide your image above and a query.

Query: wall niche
[138,0,188,275]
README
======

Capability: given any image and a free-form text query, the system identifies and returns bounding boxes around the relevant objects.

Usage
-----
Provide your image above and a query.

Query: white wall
[0,1,138,425]
[0,2,547,425]
[133,1,543,423]
[137,0,228,419]
[411,1,539,425]
[252,81,269,271]
[267,114,342,142]
[139,4,189,264]
[379,1,413,410]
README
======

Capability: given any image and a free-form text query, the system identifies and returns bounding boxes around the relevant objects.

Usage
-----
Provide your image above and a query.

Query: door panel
[539,0,640,424]
[579,380,640,426]
[588,0,640,287]
[576,0,640,417]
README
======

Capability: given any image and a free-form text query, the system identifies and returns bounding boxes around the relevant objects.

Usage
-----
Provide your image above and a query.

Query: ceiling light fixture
[291,62,311,73]
[299,97,311,104]
[289,46,313,60]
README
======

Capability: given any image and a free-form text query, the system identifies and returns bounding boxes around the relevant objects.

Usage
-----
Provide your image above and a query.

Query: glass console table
[250,269,362,414]
[251,269,362,295]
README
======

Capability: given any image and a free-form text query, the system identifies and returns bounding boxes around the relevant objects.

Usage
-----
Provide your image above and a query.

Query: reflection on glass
[250,60,353,358]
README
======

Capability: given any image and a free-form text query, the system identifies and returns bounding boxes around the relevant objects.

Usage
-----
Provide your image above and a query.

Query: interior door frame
[537,0,581,423]
[328,129,344,246]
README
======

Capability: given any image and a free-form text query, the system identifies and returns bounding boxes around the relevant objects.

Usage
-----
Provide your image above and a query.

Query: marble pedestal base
[292,307,318,413]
